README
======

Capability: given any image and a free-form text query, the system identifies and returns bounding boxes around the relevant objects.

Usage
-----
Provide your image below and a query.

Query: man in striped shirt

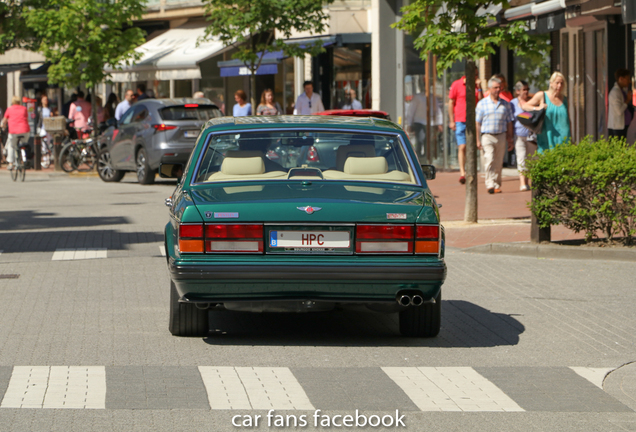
[476,77,515,194]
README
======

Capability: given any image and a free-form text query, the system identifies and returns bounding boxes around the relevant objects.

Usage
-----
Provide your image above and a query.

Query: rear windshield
[160,105,222,121]
[193,131,417,185]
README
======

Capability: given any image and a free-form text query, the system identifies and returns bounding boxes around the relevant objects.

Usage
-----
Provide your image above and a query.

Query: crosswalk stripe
[569,367,614,389]
[382,367,525,412]
[1,366,106,409]
[52,248,107,261]
[199,367,315,410]
[159,245,166,257]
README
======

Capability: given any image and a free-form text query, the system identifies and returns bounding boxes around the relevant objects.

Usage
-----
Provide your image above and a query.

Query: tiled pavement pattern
[0,366,631,412]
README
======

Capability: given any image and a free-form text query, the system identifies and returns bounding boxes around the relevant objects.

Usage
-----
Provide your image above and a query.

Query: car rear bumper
[168,261,446,302]
[159,151,192,167]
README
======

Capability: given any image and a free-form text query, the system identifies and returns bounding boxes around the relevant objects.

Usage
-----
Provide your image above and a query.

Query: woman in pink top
[68,90,92,138]
[1,96,30,169]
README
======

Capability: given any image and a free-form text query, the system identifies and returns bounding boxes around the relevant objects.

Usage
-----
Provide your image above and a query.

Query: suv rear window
[160,105,222,121]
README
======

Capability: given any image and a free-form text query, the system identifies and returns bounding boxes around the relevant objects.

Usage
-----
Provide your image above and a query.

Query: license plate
[184,130,199,138]
[269,231,350,248]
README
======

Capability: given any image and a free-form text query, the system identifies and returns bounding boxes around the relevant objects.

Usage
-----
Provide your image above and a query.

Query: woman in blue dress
[232,90,252,117]
[521,72,572,153]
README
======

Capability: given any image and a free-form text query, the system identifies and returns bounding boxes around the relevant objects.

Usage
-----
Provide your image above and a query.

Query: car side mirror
[106,118,117,128]
[421,164,436,180]
[159,163,184,180]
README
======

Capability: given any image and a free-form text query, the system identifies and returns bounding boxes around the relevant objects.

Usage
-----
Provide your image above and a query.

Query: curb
[458,242,636,262]
[603,362,636,411]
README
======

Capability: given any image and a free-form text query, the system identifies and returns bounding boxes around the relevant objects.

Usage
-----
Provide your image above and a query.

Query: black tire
[399,290,441,337]
[9,164,17,181]
[59,144,78,173]
[169,280,209,337]
[97,148,124,182]
[136,148,155,184]
[19,163,25,182]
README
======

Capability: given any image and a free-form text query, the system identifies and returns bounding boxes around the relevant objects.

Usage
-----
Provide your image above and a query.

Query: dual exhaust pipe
[397,294,424,307]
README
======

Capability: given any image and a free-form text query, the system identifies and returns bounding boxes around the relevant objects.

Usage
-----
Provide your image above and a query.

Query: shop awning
[106,25,227,82]
[218,51,284,77]
[504,0,566,21]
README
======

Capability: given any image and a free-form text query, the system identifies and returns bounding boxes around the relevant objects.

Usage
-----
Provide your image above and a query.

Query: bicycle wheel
[19,162,25,181]
[59,144,78,173]
[9,164,17,181]
[77,142,97,172]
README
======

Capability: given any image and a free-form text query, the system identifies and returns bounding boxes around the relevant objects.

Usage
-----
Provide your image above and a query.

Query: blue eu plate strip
[270,231,278,247]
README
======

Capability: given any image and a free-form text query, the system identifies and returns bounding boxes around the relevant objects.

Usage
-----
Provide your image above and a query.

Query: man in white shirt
[294,81,325,115]
[341,89,363,110]
[405,91,443,161]
[115,89,134,121]
[608,68,633,138]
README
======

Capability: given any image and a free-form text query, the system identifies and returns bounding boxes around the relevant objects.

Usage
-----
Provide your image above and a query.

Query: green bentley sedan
[162,115,446,338]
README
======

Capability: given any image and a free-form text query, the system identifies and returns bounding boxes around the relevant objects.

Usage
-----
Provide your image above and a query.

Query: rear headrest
[344,157,388,175]
[225,150,263,158]
[336,144,376,171]
[221,157,265,175]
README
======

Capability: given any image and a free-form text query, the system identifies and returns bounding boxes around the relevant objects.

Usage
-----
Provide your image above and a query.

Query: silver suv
[97,98,223,184]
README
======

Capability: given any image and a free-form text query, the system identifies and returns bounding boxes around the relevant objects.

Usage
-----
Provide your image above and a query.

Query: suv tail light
[153,124,178,132]
[179,224,204,253]
[356,224,414,253]
[205,224,263,253]
[415,224,440,254]
[307,146,319,162]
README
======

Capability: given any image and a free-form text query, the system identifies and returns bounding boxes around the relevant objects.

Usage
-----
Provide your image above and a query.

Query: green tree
[200,0,333,109]
[395,1,549,223]
[25,0,146,136]
[0,0,46,53]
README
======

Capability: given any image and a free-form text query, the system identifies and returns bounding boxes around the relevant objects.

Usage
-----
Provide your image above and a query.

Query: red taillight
[355,224,414,254]
[415,224,440,255]
[153,124,178,132]
[184,104,199,108]
[179,223,204,253]
[205,224,263,253]
[307,146,319,162]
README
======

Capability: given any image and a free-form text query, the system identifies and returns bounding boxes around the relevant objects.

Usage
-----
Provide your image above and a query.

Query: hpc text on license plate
[270,231,350,248]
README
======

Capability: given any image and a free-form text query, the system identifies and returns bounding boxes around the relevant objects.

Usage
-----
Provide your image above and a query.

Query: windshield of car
[160,105,222,121]
[193,130,417,185]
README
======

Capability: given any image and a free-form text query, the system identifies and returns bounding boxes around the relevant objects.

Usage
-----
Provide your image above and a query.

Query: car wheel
[399,290,441,337]
[97,148,124,182]
[136,148,155,185]
[169,280,209,337]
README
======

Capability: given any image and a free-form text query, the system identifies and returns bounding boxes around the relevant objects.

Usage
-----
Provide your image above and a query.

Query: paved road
[0,172,635,431]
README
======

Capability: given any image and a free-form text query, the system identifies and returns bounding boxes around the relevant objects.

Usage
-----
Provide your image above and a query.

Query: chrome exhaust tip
[397,295,411,306]
[410,295,424,306]
[195,303,210,310]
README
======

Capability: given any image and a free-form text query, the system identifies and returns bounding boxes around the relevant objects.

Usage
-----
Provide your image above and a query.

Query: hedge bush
[525,136,636,245]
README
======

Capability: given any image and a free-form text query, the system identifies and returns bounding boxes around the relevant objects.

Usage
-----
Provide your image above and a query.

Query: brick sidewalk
[432,170,587,248]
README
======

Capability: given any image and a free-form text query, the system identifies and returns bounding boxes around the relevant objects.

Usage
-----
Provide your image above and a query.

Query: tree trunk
[250,72,256,114]
[463,59,478,223]
[90,86,98,138]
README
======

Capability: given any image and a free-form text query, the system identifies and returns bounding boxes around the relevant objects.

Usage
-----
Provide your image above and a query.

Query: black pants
[608,128,627,138]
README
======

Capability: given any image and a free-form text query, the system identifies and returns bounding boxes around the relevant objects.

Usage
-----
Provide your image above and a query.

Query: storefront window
[174,80,192,98]
[333,46,371,109]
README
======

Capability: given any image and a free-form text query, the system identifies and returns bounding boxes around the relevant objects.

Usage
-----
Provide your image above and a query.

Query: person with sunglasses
[294,81,324,115]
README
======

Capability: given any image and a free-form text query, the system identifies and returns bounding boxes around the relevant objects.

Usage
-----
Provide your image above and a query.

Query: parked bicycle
[58,134,98,173]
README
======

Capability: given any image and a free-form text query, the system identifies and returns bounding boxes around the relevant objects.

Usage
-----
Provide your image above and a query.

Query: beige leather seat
[335,144,376,171]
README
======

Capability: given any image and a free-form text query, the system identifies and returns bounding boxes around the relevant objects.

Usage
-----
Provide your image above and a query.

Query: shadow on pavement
[203,300,524,348]
[0,210,130,231]
[0,229,163,253]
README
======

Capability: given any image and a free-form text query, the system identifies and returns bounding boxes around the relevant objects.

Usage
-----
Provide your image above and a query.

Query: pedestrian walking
[341,89,363,110]
[68,91,92,138]
[485,74,513,102]
[232,90,252,116]
[511,80,537,191]
[1,96,31,170]
[62,93,77,119]
[520,72,571,153]
[405,90,443,161]
[475,77,515,194]
[608,68,633,138]
[294,81,325,115]
[449,72,483,184]
[115,89,134,121]
[256,89,282,116]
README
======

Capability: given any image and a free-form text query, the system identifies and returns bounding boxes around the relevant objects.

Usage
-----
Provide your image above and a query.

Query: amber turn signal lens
[415,240,439,254]
[179,239,204,253]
